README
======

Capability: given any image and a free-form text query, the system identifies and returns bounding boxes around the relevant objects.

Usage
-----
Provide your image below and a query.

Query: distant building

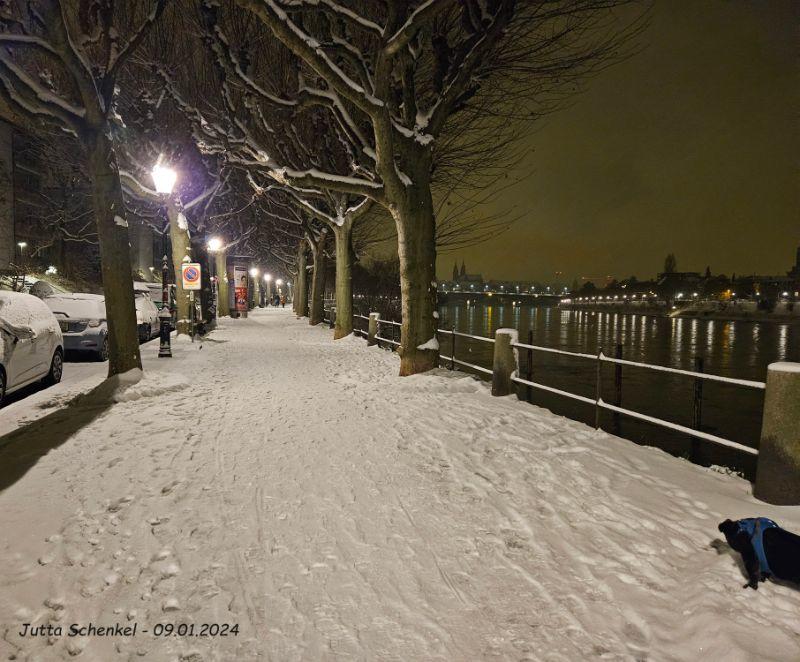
[447,260,484,291]
[788,245,800,280]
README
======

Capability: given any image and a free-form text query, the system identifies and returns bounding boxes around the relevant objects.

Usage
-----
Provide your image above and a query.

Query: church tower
[460,260,466,278]
[453,261,458,281]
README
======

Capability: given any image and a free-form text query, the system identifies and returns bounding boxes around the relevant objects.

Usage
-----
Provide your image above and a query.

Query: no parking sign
[181,263,202,291]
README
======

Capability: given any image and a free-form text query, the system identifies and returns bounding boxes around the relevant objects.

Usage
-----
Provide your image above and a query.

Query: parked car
[0,290,64,406]
[44,293,108,361]
[134,283,161,341]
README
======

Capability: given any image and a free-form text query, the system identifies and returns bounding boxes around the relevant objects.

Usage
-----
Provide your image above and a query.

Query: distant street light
[16,241,26,251]
[207,236,222,253]
[152,161,177,195]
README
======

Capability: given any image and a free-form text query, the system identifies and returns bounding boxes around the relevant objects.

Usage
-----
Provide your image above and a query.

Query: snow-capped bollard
[368,312,380,346]
[492,328,519,397]
[755,362,800,505]
[330,306,336,329]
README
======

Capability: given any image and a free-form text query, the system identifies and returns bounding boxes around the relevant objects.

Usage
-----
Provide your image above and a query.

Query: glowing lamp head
[17,241,27,249]
[276,279,283,286]
[151,162,177,194]
[263,273,271,282]
[207,237,223,252]
[249,268,259,278]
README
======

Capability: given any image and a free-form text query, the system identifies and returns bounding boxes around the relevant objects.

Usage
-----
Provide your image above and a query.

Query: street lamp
[158,254,172,358]
[152,161,177,195]
[207,237,223,323]
[249,267,260,308]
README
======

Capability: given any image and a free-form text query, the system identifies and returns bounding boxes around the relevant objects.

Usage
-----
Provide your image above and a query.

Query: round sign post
[181,263,203,340]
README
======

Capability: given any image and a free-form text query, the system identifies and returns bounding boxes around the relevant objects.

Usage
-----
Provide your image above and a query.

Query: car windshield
[134,293,153,310]
[45,297,105,319]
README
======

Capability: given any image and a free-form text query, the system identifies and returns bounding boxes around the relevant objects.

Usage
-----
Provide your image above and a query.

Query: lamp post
[207,237,222,324]
[158,254,172,358]
[264,273,272,305]
[16,241,27,280]
[249,267,260,309]
[153,160,177,357]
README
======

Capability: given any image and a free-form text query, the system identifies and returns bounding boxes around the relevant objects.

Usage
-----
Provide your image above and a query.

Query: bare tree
[224,0,641,374]
[0,0,168,375]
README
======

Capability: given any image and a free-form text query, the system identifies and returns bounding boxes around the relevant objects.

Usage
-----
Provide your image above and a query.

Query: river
[435,302,800,478]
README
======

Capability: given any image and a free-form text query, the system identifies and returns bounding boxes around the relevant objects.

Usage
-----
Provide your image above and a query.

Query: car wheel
[138,324,148,343]
[43,349,63,386]
[98,338,109,362]
[0,368,5,408]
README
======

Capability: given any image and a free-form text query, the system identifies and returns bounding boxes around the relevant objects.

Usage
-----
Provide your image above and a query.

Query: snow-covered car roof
[44,293,106,319]
[0,291,62,361]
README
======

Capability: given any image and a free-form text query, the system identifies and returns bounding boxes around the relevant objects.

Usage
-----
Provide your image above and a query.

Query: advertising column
[233,264,249,318]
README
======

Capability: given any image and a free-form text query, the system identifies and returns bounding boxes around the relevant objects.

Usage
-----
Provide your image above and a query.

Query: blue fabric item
[737,518,778,576]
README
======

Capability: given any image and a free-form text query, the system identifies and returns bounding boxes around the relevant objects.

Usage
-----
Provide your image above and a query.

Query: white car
[134,283,161,342]
[0,290,64,406]
[44,293,108,360]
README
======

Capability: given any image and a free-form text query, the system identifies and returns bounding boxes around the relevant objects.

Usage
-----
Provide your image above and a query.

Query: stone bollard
[754,362,800,505]
[492,328,519,396]
[330,306,336,330]
[368,312,380,346]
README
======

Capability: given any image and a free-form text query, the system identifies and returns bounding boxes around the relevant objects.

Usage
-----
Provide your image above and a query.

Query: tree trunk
[295,241,308,318]
[215,250,230,317]
[308,238,327,326]
[167,202,192,335]
[333,221,354,339]
[85,130,142,376]
[395,166,438,375]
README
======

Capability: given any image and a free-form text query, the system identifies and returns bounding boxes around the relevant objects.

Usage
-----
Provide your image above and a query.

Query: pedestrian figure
[280,294,286,308]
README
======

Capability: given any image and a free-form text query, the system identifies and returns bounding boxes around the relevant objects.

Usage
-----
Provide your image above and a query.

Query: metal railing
[347,311,765,459]
[510,341,763,456]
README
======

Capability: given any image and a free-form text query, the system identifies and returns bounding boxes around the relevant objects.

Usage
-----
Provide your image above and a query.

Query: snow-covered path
[1,309,798,661]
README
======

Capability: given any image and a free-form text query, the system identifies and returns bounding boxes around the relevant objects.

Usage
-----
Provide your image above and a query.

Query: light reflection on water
[438,302,800,477]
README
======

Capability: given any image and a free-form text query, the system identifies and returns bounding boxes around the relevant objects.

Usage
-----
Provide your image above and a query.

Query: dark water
[436,302,800,478]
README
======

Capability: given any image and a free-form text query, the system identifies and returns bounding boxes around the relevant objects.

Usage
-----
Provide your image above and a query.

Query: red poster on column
[234,265,249,312]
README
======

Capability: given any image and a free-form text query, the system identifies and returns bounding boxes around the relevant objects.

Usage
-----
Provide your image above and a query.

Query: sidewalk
[1,308,798,661]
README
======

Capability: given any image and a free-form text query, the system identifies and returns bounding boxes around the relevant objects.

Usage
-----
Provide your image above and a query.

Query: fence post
[330,306,336,329]
[491,328,518,396]
[754,362,800,505]
[691,356,704,462]
[526,329,533,403]
[613,343,623,433]
[451,325,456,370]
[595,347,603,430]
[368,312,380,346]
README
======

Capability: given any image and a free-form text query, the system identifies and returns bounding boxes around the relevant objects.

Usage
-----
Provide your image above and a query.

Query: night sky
[439,0,798,284]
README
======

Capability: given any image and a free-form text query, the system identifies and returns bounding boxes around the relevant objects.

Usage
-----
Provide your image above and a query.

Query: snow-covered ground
[1,308,798,661]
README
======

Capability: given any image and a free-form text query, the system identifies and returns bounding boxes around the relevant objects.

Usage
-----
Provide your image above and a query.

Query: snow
[417,335,439,351]
[769,361,800,374]
[0,291,62,360]
[176,212,188,231]
[113,215,128,228]
[1,309,799,661]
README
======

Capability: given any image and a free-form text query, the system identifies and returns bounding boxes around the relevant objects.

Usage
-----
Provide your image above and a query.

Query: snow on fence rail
[345,310,765,458]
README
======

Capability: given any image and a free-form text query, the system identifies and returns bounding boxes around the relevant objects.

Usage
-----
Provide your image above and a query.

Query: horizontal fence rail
[345,310,764,459]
